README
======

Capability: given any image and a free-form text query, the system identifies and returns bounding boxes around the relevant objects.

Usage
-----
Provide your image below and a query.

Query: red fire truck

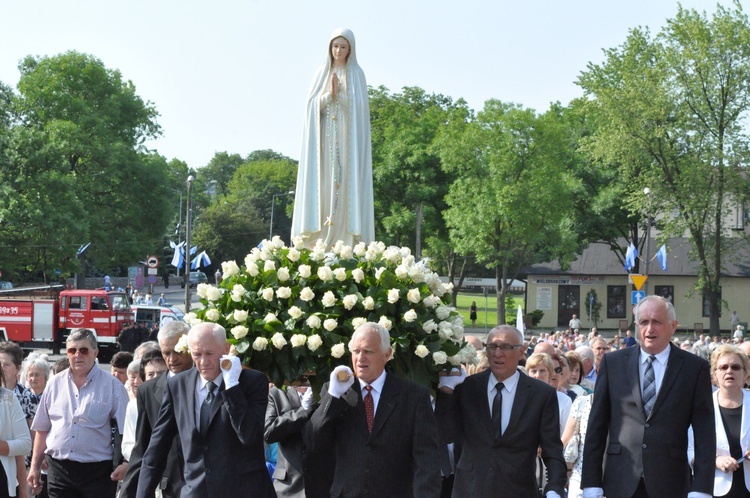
[0,285,133,360]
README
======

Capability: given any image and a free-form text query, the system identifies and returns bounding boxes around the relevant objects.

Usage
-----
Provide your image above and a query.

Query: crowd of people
[1,295,750,497]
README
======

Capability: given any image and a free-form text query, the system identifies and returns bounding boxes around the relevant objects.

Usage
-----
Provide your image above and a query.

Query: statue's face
[331,37,350,64]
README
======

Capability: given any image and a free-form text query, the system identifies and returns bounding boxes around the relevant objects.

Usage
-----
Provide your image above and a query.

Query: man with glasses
[28,329,129,498]
[436,325,566,497]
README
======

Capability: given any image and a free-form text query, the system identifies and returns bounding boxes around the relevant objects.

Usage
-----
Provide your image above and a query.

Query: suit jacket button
[642,444,647,448]
[645,423,650,428]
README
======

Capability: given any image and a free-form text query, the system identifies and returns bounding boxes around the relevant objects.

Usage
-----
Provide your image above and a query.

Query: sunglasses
[66,347,91,356]
[717,363,743,372]
[553,367,563,374]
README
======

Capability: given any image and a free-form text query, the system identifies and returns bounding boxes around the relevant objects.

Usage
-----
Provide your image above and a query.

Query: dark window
[607,286,626,318]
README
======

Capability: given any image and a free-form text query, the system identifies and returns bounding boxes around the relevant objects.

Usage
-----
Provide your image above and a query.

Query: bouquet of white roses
[186,237,476,389]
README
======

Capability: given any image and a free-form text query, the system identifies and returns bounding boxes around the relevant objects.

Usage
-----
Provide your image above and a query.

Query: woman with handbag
[561,393,593,498]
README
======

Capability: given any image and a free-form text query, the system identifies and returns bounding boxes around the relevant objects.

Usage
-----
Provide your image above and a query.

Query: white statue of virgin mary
[291,27,375,248]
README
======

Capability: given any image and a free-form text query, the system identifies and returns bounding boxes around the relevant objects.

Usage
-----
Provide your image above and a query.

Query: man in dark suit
[581,295,715,498]
[436,324,566,498]
[136,322,274,498]
[305,322,442,498]
[120,321,193,498]
[265,381,314,497]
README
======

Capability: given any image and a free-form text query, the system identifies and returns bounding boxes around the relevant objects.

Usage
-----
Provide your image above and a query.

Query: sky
[0,0,729,170]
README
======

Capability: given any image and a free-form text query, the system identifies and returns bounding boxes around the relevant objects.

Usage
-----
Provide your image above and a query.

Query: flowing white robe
[291,27,375,248]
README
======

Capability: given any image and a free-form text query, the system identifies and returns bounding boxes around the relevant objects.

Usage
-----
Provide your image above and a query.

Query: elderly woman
[526,353,572,437]
[711,345,750,497]
[291,27,375,247]
[0,369,32,498]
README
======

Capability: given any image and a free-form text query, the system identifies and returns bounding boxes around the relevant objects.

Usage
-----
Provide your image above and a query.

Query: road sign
[631,290,645,304]
[147,275,157,284]
[147,256,159,268]
[630,274,648,291]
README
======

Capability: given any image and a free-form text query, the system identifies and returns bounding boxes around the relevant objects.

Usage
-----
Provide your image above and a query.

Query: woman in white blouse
[0,371,32,497]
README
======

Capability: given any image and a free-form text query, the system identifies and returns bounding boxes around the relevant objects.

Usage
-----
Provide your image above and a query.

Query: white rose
[260,246,272,261]
[351,267,365,283]
[363,296,375,310]
[264,260,276,272]
[288,306,304,320]
[451,322,465,341]
[317,266,333,281]
[183,312,198,325]
[415,345,429,358]
[205,308,220,322]
[276,287,292,299]
[307,334,323,351]
[300,287,315,301]
[340,245,353,259]
[222,260,240,277]
[352,317,367,329]
[375,267,386,280]
[306,315,322,329]
[383,247,400,264]
[423,295,440,308]
[292,236,305,248]
[310,248,325,262]
[436,305,451,320]
[245,253,257,268]
[265,313,279,323]
[331,343,346,358]
[343,294,358,310]
[378,315,393,331]
[432,351,448,365]
[387,288,400,304]
[404,309,418,322]
[448,354,462,366]
[408,265,425,283]
[247,263,259,277]
[365,249,378,262]
[438,323,454,341]
[399,246,412,258]
[277,267,290,281]
[196,283,209,299]
[175,335,189,353]
[271,235,285,249]
[261,287,275,301]
[321,291,337,308]
[231,284,246,303]
[252,337,268,351]
[332,240,345,255]
[206,286,222,302]
[422,319,438,333]
[291,334,307,347]
[231,325,249,340]
[287,247,300,262]
[353,242,367,257]
[407,288,421,304]
[324,318,338,331]
[298,264,312,278]
[333,268,347,282]
[395,265,409,279]
[232,309,249,322]
[271,332,287,349]
[401,254,415,266]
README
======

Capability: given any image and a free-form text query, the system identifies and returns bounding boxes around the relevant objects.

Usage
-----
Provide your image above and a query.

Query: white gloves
[328,365,355,398]
[221,355,241,389]
[437,367,467,391]
[301,388,313,411]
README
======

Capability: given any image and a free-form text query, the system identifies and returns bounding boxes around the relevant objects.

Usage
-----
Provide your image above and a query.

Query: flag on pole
[516,305,524,337]
[656,244,667,271]
[624,243,638,271]
[170,242,185,268]
[191,251,211,270]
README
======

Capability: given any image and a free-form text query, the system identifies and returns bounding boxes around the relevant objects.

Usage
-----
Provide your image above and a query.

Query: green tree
[578,3,750,333]
[438,100,579,323]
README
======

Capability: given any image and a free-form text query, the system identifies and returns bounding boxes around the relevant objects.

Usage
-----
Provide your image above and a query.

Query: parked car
[0,282,12,290]
[131,304,185,329]
[181,271,208,288]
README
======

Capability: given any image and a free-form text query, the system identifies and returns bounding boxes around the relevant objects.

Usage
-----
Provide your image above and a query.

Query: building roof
[521,238,750,278]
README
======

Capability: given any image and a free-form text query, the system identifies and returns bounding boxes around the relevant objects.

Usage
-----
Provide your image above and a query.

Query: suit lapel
[285,386,302,409]
[207,374,230,430]
[473,370,497,439]
[650,344,683,418]
[627,347,645,418]
[154,372,167,405]
[185,369,199,435]
[370,374,398,439]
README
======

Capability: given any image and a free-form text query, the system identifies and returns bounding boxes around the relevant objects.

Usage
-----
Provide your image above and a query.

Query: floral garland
[184,237,476,389]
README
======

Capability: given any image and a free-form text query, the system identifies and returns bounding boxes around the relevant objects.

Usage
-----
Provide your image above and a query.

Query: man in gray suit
[305,322,442,497]
[581,295,715,497]
[436,325,566,498]
[137,323,274,498]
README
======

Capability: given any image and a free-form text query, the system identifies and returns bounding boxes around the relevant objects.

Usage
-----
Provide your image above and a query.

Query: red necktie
[364,385,374,432]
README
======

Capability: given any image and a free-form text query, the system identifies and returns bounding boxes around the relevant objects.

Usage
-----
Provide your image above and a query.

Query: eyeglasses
[717,363,743,372]
[486,343,523,353]
[66,347,91,356]
[553,367,563,374]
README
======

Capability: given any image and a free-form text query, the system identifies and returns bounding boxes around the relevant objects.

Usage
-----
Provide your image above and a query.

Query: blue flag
[656,244,667,271]
[625,243,638,271]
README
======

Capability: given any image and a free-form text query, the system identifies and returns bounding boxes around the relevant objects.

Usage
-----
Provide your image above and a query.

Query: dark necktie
[642,356,656,417]
[200,381,216,435]
[492,382,504,438]
[364,385,374,433]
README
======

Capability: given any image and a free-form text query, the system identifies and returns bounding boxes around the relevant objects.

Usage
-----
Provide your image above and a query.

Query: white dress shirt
[486,371,519,436]
[194,374,223,431]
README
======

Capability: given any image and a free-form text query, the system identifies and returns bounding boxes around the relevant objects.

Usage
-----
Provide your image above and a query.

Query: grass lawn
[454,292,524,330]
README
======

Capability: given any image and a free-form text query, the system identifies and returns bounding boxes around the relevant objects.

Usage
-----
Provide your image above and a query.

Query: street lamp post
[643,187,652,296]
[184,175,194,312]
[269,191,294,240]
